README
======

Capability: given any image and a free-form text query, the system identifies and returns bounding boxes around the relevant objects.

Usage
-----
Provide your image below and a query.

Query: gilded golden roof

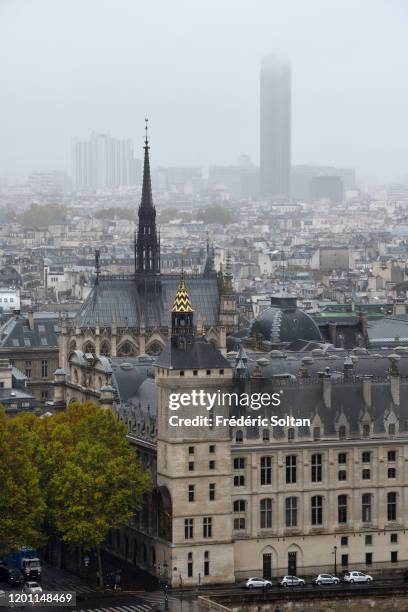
[171,273,194,313]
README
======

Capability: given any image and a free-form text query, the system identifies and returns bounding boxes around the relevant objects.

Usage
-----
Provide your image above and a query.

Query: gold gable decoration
[171,272,194,313]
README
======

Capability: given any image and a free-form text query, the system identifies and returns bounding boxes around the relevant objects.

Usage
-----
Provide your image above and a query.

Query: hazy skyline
[0,0,407,181]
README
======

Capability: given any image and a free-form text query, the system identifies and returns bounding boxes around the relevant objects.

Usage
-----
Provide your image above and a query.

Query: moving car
[0,564,24,586]
[312,573,340,586]
[279,575,305,587]
[343,571,373,584]
[22,581,43,595]
[244,577,273,589]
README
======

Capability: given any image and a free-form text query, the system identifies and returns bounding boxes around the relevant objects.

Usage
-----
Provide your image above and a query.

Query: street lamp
[333,545,338,577]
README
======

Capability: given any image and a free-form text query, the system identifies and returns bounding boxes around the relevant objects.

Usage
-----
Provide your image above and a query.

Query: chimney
[28,310,34,331]
[323,370,332,409]
[343,355,354,380]
[393,298,406,316]
[357,310,368,338]
[390,371,400,407]
[389,355,400,406]
[362,375,372,407]
[328,321,337,346]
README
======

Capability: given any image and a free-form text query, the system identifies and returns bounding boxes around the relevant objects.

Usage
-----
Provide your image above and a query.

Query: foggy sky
[0,0,407,181]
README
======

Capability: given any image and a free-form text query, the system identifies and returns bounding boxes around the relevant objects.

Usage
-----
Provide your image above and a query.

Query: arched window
[204,551,210,576]
[118,341,136,356]
[146,341,163,356]
[388,423,396,436]
[83,341,95,354]
[235,430,243,443]
[100,341,110,356]
[187,552,193,577]
[339,425,346,440]
[362,423,370,438]
[260,498,272,529]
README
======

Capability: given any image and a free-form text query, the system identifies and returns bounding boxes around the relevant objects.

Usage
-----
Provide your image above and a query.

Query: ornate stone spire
[171,270,194,345]
[135,119,160,275]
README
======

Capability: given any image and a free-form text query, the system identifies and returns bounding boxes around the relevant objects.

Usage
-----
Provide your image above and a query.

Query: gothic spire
[135,119,160,275]
[140,118,154,210]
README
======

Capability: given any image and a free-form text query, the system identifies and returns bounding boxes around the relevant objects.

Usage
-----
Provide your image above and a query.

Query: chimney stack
[323,369,331,409]
[362,375,372,407]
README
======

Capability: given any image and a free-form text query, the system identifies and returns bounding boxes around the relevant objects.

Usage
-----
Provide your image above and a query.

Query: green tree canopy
[197,204,232,226]
[18,203,68,227]
[94,207,135,221]
[34,402,151,583]
[0,403,151,584]
[0,411,45,554]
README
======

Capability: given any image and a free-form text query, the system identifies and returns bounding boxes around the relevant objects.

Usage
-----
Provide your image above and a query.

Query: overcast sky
[0,0,407,180]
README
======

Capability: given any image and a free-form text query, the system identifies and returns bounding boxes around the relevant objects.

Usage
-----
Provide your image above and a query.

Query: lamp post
[333,545,338,577]
[162,561,169,611]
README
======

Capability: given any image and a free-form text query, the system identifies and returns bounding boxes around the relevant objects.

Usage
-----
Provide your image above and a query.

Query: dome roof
[251,296,321,343]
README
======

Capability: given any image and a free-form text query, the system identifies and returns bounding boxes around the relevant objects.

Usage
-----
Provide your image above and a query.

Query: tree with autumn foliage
[0,410,45,555]
[0,403,151,585]
[34,402,151,585]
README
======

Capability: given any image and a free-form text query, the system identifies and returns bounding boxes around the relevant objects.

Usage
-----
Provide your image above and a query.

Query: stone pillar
[53,368,66,406]
[111,321,117,357]
[58,314,68,372]
[95,325,100,354]
[100,385,115,410]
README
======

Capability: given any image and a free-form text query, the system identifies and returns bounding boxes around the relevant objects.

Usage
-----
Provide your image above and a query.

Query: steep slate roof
[368,317,408,345]
[75,274,219,328]
[0,313,59,348]
[156,336,232,370]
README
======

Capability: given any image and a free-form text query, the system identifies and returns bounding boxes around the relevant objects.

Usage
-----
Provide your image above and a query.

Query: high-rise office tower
[260,54,291,199]
[72,132,141,191]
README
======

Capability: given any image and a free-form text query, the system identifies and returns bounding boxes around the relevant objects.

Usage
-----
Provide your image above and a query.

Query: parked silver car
[343,571,373,584]
[279,575,306,587]
[244,577,272,589]
[312,573,340,586]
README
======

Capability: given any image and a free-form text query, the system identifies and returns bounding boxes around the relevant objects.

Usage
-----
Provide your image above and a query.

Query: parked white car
[279,575,305,587]
[244,577,272,589]
[343,571,373,584]
[312,573,340,585]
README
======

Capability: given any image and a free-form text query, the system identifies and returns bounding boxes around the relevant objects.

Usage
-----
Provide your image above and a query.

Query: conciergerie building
[54,130,408,587]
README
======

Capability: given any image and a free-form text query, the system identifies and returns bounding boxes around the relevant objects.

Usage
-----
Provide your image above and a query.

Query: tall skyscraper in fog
[72,132,141,191]
[260,54,291,199]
